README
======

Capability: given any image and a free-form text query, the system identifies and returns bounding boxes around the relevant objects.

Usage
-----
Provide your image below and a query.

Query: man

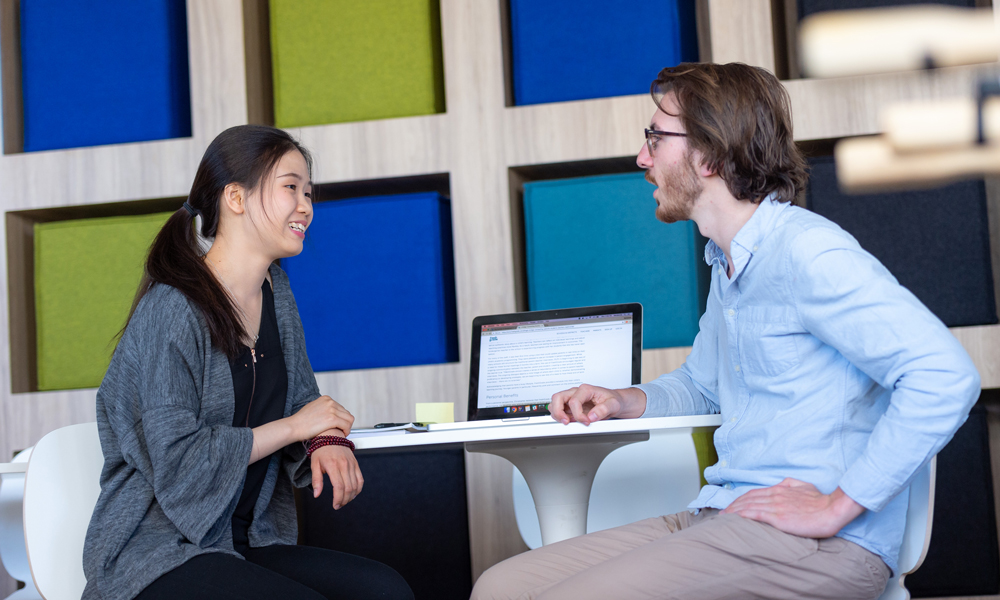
[471,63,980,600]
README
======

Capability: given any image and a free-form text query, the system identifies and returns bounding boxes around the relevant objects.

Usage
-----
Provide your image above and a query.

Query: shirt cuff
[634,383,669,418]
[837,455,900,513]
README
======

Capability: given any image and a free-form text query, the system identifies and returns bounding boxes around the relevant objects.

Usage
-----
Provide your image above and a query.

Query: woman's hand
[311,445,364,509]
[291,395,355,441]
[249,398,354,465]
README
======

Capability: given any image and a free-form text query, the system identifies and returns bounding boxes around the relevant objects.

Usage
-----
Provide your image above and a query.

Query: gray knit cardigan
[82,264,321,600]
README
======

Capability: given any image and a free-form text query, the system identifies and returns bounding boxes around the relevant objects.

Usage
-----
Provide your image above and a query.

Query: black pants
[135,544,414,600]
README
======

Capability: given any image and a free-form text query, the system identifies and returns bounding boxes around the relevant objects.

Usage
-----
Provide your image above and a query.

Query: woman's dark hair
[125,124,312,357]
[651,62,808,204]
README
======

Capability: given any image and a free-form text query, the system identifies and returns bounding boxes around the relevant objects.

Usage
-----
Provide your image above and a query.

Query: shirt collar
[703,193,790,270]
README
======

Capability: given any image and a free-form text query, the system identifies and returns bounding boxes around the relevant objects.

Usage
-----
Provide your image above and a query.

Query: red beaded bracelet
[306,435,355,457]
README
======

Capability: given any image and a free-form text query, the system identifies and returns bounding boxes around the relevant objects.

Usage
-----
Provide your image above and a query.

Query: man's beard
[647,152,703,224]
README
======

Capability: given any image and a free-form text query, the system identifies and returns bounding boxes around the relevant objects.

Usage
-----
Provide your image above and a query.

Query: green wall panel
[35,212,171,390]
[270,0,445,128]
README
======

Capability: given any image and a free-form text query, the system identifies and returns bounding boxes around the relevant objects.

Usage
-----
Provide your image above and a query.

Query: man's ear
[693,151,715,178]
[222,183,246,215]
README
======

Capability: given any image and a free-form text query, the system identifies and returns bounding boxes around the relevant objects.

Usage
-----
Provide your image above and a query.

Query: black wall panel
[798,0,977,20]
[806,156,997,327]
[907,399,1000,597]
[297,447,473,600]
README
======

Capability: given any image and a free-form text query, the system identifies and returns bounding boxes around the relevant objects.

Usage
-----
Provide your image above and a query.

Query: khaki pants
[472,509,890,600]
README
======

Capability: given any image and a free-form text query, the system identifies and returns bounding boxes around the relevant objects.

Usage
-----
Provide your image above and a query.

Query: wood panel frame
[5,197,185,394]
[0,0,21,155]
[2,0,1000,596]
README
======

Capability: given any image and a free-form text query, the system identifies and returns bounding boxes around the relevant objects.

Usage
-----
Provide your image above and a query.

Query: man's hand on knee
[549,385,647,425]
[720,478,866,538]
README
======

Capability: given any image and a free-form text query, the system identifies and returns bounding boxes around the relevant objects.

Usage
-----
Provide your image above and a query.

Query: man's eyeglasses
[644,128,687,156]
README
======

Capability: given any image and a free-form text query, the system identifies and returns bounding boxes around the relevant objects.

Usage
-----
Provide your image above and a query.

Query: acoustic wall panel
[523,172,710,349]
[297,448,472,600]
[509,0,698,106]
[282,192,458,372]
[907,398,1000,597]
[807,156,997,327]
[797,0,977,21]
[20,0,191,152]
[269,0,445,128]
[34,212,171,391]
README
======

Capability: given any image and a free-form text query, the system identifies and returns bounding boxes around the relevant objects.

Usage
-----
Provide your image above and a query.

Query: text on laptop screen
[477,313,634,410]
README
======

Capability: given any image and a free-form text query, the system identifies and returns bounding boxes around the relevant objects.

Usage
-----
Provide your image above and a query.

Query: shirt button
[719,460,728,467]
[753,245,758,251]
[727,309,735,316]
[724,483,734,490]
[729,417,736,423]
[734,365,741,372]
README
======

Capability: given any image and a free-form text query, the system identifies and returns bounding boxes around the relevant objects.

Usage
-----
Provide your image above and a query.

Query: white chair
[879,458,936,600]
[19,423,103,600]
[0,448,38,600]
[513,443,935,600]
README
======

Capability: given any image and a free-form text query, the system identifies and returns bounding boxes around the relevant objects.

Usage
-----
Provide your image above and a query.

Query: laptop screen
[468,303,642,420]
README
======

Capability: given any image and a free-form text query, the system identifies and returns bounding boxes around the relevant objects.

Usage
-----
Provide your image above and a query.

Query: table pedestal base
[468,432,648,545]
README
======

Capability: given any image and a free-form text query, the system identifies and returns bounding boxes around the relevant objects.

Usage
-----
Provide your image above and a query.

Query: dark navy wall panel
[282,192,459,372]
[797,0,976,20]
[807,156,997,328]
[20,0,192,152]
[907,399,999,597]
[509,0,698,106]
[298,448,472,600]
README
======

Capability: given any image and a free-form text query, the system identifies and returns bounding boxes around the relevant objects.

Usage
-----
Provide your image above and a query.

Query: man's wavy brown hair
[651,63,808,204]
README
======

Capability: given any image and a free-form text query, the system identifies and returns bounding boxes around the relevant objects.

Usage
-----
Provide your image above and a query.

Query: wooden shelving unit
[1,1,999,595]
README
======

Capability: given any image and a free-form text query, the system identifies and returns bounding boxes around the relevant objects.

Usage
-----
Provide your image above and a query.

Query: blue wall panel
[524,172,709,348]
[20,0,192,152]
[282,192,459,372]
[509,0,698,106]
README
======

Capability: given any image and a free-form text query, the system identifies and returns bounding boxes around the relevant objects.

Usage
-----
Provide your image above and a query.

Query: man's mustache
[645,170,655,184]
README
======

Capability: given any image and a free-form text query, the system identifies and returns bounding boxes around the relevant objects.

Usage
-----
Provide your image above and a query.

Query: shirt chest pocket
[737,306,801,377]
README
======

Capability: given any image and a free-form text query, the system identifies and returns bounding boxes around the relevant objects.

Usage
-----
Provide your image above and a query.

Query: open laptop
[428,303,642,431]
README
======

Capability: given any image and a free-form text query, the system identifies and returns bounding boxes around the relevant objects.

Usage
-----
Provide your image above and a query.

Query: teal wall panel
[524,172,709,348]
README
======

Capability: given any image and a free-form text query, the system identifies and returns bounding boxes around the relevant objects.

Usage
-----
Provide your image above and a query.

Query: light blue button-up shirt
[635,197,981,572]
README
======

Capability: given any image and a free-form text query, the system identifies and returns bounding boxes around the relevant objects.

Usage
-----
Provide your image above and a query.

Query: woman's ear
[222,183,246,215]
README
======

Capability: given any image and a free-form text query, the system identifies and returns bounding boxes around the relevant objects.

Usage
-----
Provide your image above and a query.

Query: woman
[82,125,414,600]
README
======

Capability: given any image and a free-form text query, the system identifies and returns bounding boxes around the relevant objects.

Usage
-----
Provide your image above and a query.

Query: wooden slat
[242,0,274,126]
[0,0,22,154]
[439,0,523,580]
[5,211,35,393]
[785,66,980,142]
[0,0,999,595]
[707,0,776,71]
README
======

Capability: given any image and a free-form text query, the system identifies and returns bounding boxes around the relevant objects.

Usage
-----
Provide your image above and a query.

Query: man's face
[637,93,704,224]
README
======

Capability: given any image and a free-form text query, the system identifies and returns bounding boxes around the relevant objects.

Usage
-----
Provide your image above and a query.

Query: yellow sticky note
[416,402,454,424]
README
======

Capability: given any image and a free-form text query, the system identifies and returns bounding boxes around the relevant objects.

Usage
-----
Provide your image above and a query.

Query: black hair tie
[182,201,200,217]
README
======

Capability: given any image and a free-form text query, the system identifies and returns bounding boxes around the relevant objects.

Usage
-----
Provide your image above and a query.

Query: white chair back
[0,448,41,600]
[878,457,936,600]
[22,423,103,600]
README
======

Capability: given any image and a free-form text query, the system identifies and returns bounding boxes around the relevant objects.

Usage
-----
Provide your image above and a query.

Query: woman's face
[248,150,313,259]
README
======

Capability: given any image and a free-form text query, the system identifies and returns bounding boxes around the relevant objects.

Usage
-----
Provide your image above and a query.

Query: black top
[230,279,288,554]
